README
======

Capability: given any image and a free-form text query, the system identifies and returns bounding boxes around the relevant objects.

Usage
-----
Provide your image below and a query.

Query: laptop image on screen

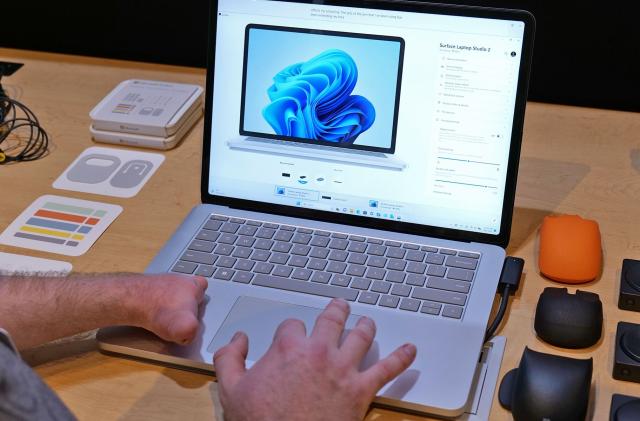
[227,24,407,170]
[98,0,534,417]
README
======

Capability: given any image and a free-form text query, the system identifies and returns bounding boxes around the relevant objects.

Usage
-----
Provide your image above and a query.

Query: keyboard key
[250,250,271,262]
[263,223,280,229]
[385,270,405,283]
[386,247,406,259]
[310,236,330,247]
[246,220,262,226]
[346,265,366,277]
[442,305,464,319]
[218,233,238,245]
[297,227,313,234]
[402,243,420,250]
[292,268,313,281]
[386,258,406,271]
[307,259,328,271]
[379,295,400,308]
[331,233,348,239]
[217,256,237,268]
[232,247,252,259]
[195,265,215,278]
[253,274,358,301]
[421,246,438,252]
[289,256,309,268]
[391,284,411,297]
[329,239,349,250]
[426,265,446,277]
[269,253,290,265]
[458,251,480,259]
[234,259,255,271]
[406,250,425,262]
[367,238,383,245]
[420,302,442,315]
[425,253,445,265]
[314,230,331,237]
[367,256,387,268]
[256,228,276,239]
[328,250,349,262]
[310,247,330,259]
[235,236,255,247]
[189,240,215,253]
[427,277,471,293]
[254,239,274,250]
[365,267,386,280]
[238,225,258,236]
[214,244,234,256]
[411,288,467,306]
[292,233,312,244]
[331,274,352,287]
[439,248,457,255]
[220,222,240,233]
[447,268,474,282]
[399,298,420,312]
[347,253,367,265]
[351,278,371,290]
[172,261,197,274]
[371,280,392,294]
[348,242,367,253]
[272,242,292,253]
[406,262,427,274]
[274,230,294,242]
[384,240,402,247]
[213,268,235,281]
[196,230,220,242]
[204,220,223,231]
[349,235,365,242]
[406,274,426,287]
[211,215,229,221]
[446,256,478,271]
[367,244,387,256]
[291,244,311,256]
[253,262,274,274]
[358,292,380,305]
[311,272,332,284]
[232,271,253,284]
[181,250,217,265]
[281,225,296,232]
[273,265,293,277]
[229,217,246,224]
[327,261,347,274]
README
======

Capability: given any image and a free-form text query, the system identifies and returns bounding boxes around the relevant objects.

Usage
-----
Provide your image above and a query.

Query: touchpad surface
[207,296,366,365]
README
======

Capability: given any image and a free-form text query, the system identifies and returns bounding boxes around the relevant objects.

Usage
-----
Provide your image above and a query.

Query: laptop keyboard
[171,214,480,320]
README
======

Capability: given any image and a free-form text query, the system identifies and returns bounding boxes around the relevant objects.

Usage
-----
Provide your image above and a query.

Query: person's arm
[0,273,207,350]
[214,298,417,421]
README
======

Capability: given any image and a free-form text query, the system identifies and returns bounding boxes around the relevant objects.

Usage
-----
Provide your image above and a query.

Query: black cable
[484,284,512,343]
[0,83,50,164]
[484,257,524,342]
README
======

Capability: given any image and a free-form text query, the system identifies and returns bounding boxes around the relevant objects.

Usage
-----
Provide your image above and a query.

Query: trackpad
[207,296,376,367]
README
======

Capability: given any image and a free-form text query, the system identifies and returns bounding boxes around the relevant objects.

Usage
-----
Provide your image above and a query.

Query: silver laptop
[98,0,534,417]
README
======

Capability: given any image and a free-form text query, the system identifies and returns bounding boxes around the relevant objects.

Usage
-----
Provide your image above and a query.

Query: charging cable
[484,256,524,342]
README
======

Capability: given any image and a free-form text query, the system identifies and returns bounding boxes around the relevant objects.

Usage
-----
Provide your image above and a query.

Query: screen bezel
[202,0,536,248]
[239,24,405,154]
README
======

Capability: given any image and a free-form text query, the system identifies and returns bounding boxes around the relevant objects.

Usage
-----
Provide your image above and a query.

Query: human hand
[214,298,417,421]
[136,274,208,345]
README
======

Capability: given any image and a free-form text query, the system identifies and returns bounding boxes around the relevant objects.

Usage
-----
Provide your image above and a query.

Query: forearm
[0,273,146,350]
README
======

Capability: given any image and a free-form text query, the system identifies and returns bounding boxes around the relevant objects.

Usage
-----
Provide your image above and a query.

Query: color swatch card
[0,195,122,256]
[53,147,165,198]
[0,252,72,275]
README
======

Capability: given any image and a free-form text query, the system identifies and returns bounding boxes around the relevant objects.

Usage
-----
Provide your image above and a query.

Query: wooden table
[1,48,639,420]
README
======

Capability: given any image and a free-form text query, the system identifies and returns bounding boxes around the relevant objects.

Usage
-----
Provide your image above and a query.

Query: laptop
[98,0,534,417]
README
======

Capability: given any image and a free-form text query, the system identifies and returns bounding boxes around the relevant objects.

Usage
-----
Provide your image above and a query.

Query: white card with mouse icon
[53,146,165,198]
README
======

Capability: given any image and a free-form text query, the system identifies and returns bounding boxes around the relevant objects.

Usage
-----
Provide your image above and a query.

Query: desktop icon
[275,186,285,195]
[369,200,379,208]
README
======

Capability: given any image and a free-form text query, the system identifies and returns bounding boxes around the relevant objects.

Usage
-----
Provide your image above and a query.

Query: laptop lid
[202,0,535,248]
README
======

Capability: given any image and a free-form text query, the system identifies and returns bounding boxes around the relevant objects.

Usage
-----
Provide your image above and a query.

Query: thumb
[214,331,249,391]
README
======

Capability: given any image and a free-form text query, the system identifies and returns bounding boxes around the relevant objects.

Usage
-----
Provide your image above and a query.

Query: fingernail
[232,332,242,342]
[402,343,417,357]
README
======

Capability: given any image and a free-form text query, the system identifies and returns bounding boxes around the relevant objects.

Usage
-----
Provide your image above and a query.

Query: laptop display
[205,0,530,246]
[240,25,404,153]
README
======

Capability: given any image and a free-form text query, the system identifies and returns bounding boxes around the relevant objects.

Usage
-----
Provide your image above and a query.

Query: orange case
[538,215,602,284]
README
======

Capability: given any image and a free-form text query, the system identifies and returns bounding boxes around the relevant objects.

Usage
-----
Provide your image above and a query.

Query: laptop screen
[205,0,531,243]
[240,25,404,153]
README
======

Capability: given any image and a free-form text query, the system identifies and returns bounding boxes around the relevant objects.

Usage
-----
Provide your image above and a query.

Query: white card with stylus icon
[53,146,164,198]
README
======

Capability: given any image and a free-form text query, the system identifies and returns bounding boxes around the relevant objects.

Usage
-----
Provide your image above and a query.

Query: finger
[190,276,208,302]
[310,298,349,346]
[339,316,376,365]
[213,331,249,391]
[360,343,417,393]
[273,318,307,343]
[166,310,200,345]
